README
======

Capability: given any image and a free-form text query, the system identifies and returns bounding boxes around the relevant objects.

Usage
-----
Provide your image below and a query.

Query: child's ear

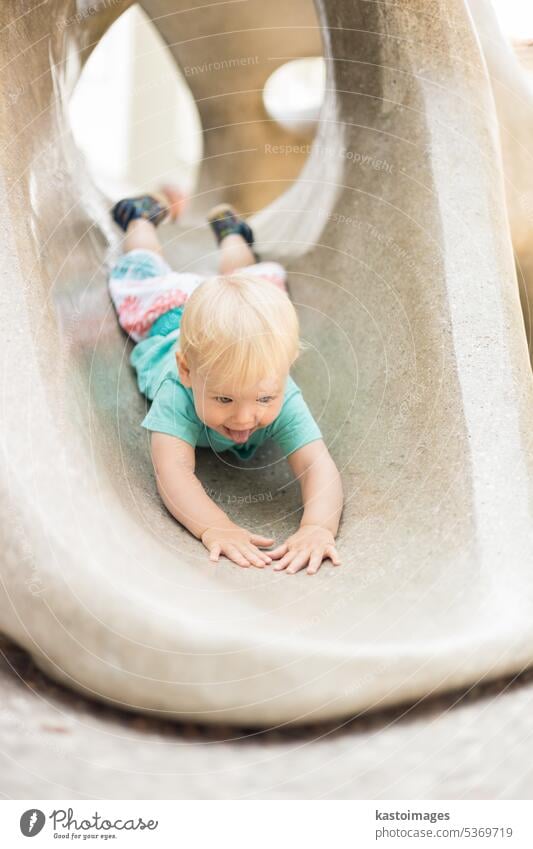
[175,351,192,387]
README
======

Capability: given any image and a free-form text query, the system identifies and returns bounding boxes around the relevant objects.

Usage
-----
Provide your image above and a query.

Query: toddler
[109,189,343,574]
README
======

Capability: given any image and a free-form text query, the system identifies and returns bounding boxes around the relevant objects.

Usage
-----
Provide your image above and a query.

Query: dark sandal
[207,203,260,262]
[111,194,169,232]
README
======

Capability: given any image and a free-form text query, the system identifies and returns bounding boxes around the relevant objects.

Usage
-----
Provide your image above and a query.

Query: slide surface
[0,0,532,726]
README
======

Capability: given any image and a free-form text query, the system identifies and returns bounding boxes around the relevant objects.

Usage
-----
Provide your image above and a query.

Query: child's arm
[151,432,274,568]
[269,439,344,575]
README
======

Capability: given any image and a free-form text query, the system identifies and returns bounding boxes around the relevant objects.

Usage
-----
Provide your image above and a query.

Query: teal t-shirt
[130,311,322,461]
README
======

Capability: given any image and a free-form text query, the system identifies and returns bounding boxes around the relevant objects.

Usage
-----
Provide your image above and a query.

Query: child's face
[178,357,286,443]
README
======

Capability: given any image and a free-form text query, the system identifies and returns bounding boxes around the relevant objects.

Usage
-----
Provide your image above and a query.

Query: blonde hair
[178,273,304,388]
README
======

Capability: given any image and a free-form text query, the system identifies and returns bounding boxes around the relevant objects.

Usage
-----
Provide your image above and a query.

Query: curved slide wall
[0,0,532,726]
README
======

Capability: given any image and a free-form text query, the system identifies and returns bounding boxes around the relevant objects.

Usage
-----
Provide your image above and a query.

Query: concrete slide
[1,0,532,727]
[466,0,533,358]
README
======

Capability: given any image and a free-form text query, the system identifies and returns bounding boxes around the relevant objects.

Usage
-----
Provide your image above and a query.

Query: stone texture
[466,0,533,359]
[2,635,533,799]
[0,0,531,733]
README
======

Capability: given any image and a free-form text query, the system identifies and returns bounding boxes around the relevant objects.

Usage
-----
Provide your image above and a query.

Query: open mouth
[223,426,254,443]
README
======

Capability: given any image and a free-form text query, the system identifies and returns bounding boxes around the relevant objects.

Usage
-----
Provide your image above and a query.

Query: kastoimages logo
[20,809,46,837]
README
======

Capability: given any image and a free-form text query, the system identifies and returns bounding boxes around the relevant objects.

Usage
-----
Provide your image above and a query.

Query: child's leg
[124,218,163,256]
[218,233,255,274]
[207,202,288,292]
[108,244,204,343]
[220,237,288,293]
[109,187,205,343]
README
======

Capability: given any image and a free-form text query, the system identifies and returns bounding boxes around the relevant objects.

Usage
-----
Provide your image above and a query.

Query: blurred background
[69,1,533,203]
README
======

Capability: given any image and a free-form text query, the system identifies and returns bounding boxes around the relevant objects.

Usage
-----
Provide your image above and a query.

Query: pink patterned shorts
[108,249,287,342]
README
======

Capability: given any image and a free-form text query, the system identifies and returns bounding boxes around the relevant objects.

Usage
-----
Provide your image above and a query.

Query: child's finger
[227,545,251,567]
[325,544,341,565]
[249,534,275,547]
[243,545,268,568]
[209,544,221,562]
[306,551,324,575]
[286,551,311,575]
[268,543,289,559]
[272,549,295,571]
[247,541,272,561]
[254,547,272,563]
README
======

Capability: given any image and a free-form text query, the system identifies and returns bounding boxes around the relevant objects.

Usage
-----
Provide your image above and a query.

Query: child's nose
[231,404,256,424]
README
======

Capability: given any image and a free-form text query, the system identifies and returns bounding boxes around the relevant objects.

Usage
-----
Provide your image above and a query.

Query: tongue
[226,428,252,443]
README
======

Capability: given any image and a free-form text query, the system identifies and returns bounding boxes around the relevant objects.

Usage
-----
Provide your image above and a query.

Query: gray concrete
[1,635,533,799]
[467,0,533,358]
[0,0,532,735]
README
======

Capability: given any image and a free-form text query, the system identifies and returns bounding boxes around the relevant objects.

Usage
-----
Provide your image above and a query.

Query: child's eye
[214,395,274,404]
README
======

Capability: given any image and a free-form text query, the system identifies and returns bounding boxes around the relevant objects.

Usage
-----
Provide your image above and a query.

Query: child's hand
[269,525,341,575]
[201,524,274,569]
